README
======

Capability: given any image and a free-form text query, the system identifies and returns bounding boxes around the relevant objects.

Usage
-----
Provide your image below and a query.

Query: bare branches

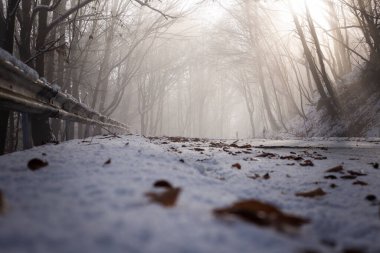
[133,0,176,19]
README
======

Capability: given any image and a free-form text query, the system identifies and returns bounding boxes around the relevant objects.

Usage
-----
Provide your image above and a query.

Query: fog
[97,0,367,138]
[1,0,377,143]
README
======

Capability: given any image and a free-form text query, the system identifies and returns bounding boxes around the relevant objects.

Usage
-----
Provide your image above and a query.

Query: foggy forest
[0,1,379,253]
[0,0,379,152]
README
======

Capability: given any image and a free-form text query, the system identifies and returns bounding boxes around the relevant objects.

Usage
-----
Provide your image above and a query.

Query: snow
[0,48,39,81]
[0,135,379,253]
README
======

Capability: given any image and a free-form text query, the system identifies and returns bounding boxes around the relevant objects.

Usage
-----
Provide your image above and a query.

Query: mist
[1,0,379,150]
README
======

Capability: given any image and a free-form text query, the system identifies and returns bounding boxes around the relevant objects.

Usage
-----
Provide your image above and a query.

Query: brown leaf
[352,180,368,186]
[280,155,303,161]
[263,173,270,180]
[0,190,5,214]
[300,160,314,166]
[231,163,241,170]
[256,152,276,158]
[213,199,310,231]
[365,194,377,202]
[347,170,367,176]
[324,175,337,180]
[103,159,111,166]
[145,187,181,207]
[325,165,343,173]
[296,188,326,198]
[27,158,48,171]
[153,180,173,189]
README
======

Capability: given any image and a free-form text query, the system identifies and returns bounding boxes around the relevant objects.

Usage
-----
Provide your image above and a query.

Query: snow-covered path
[0,135,379,253]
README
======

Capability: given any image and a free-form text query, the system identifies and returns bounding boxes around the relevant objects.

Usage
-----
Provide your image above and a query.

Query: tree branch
[133,0,176,19]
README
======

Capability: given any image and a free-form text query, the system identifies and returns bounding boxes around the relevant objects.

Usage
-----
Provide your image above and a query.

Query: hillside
[286,67,380,138]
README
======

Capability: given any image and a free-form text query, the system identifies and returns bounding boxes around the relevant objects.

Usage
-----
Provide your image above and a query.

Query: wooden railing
[0,48,128,133]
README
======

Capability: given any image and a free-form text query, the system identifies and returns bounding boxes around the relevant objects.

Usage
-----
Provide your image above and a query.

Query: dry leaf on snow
[300,160,314,166]
[213,199,310,232]
[232,163,241,170]
[296,188,326,198]
[0,190,5,214]
[256,152,276,158]
[347,170,367,176]
[353,180,368,186]
[103,159,111,166]
[325,165,344,173]
[145,187,181,207]
[263,173,270,180]
[153,180,173,189]
[27,158,48,171]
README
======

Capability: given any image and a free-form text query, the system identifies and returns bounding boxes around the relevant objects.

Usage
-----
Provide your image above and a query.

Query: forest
[0,1,380,253]
[0,0,380,154]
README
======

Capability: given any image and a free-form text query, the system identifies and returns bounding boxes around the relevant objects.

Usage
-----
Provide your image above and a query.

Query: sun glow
[290,0,330,27]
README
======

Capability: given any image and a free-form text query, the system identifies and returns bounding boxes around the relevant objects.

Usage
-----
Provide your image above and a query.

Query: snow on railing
[0,48,128,133]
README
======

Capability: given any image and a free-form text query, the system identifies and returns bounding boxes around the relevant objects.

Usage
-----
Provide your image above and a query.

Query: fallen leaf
[194,148,205,152]
[353,180,368,186]
[300,160,314,166]
[365,194,377,202]
[0,190,5,214]
[27,158,48,171]
[213,199,310,232]
[232,163,241,170]
[296,188,326,198]
[153,180,173,189]
[313,156,327,160]
[369,162,379,169]
[145,187,181,207]
[263,173,270,180]
[256,152,276,158]
[325,165,344,173]
[103,159,111,166]
[280,155,303,161]
[347,170,367,176]
[324,175,337,180]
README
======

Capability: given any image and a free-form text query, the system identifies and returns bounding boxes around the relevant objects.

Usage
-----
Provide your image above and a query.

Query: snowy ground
[0,135,379,253]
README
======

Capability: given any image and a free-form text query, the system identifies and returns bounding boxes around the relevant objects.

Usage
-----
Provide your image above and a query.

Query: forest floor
[0,135,379,253]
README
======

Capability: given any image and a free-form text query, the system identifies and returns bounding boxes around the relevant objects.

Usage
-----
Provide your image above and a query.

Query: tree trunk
[0,0,19,154]
[291,6,337,116]
[31,0,55,146]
